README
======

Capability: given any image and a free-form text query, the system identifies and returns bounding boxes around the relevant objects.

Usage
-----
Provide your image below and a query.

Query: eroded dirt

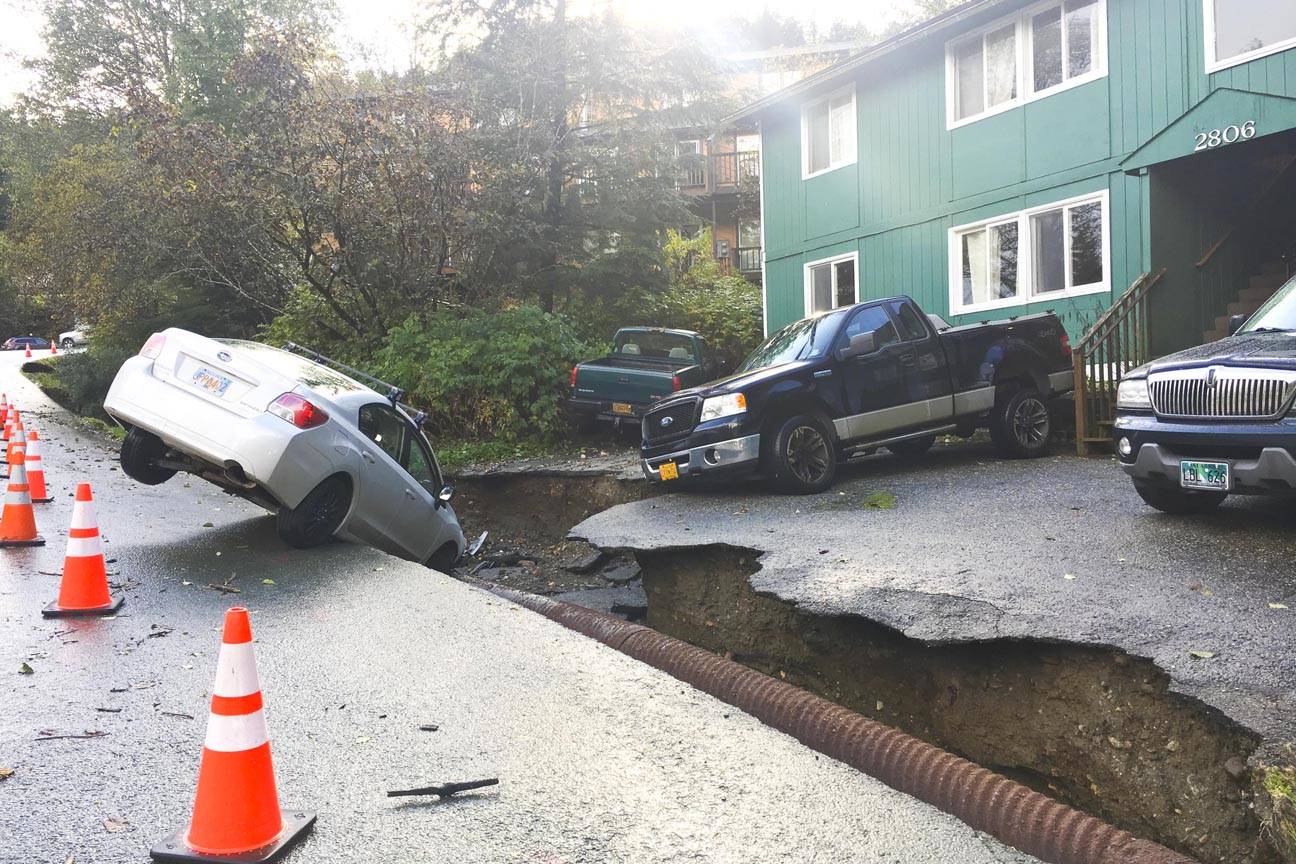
[638,544,1267,864]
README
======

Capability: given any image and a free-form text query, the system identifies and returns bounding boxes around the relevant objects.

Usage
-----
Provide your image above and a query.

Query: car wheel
[60,338,75,349]
[426,542,460,573]
[119,427,177,485]
[991,388,1052,457]
[1132,481,1226,515]
[887,434,936,458]
[765,413,837,494]
[277,474,352,549]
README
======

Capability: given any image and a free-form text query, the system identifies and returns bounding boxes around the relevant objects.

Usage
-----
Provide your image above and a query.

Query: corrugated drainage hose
[487,585,1198,864]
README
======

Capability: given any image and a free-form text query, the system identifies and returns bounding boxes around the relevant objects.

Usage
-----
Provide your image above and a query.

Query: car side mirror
[836,330,877,362]
[1227,314,1246,337]
[437,484,454,506]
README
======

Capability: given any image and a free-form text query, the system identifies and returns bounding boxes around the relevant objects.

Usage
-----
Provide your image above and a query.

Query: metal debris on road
[417,724,439,732]
[35,730,108,741]
[386,778,499,799]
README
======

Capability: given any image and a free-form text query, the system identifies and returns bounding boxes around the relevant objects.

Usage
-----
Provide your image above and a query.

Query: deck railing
[677,151,760,194]
[1072,269,1166,456]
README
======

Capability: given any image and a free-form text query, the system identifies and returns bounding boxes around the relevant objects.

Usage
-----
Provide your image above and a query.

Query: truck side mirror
[437,485,454,506]
[1227,314,1246,337]
[836,330,878,362]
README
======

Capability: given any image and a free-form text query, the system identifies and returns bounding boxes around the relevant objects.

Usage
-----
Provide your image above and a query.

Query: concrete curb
[486,584,1198,864]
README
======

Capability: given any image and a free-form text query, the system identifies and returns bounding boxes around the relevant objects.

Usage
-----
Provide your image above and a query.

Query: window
[358,403,407,464]
[949,191,1109,314]
[1204,0,1296,72]
[947,0,1105,127]
[802,85,856,178]
[840,305,900,350]
[887,300,931,341]
[805,253,858,315]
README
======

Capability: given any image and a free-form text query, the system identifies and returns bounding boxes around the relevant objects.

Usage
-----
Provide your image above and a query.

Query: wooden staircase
[1200,262,1289,342]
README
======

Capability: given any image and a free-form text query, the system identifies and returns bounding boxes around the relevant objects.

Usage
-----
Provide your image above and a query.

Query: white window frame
[1203,0,1296,73]
[945,0,1108,130]
[948,190,1110,315]
[801,84,857,180]
[803,251,860,316]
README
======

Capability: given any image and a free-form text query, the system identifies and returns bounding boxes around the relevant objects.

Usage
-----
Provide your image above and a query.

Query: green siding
[758,0,1296,343]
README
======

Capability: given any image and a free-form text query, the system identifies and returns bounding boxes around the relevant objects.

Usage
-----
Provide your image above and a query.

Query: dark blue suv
[1114,273,1296,513]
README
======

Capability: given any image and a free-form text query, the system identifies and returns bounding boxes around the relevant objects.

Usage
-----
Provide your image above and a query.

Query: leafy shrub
[43,342,137,420]
[656,229,764,371]
[375,306,597,441]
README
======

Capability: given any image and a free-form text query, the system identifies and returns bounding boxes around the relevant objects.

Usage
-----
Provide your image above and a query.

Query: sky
[0,0,921,105]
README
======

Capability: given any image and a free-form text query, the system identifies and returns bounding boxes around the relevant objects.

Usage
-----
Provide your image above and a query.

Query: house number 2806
[1194,120,1256,151]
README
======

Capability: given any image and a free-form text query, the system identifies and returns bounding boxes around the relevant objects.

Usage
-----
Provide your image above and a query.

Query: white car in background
[58,326,89,349]
[103,328,465,570]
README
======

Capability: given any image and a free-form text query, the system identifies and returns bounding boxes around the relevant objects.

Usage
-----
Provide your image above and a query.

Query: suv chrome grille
[1148,368,1296,419]
[642,398,699,443]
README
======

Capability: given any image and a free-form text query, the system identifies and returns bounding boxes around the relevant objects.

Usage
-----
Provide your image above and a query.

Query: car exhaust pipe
[221,463,256,490]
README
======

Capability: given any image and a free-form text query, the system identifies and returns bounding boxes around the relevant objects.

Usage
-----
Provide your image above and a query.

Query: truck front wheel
[1132,481,1226,515]
[765,414,837,494]
[991,388,1051,458]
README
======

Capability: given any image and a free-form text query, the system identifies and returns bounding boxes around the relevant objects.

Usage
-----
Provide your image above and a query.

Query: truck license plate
[612,402,633,416]
[658,461,679,481]
[1180,460,1229,491]
[191,366,233,398]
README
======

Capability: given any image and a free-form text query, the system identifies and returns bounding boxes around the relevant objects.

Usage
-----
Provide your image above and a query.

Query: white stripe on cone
[211,642,261,697]
[203,711,270,752]
[65,535,104,558]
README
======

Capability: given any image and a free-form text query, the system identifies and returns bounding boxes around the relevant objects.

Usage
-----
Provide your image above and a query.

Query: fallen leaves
[102,817,128,833]
[0,766,13,780]
[19,662,33,675]
[1189,650,1216,660]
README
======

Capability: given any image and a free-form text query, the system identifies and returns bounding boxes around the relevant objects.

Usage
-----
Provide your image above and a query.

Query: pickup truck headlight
[1116,378,1151,411]
[699,392,747,423]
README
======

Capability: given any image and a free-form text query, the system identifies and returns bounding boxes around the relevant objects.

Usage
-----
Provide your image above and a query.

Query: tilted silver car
[103,328,465,569]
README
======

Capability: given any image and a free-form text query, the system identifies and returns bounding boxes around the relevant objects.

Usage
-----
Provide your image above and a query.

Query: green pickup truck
[567,328,718,430]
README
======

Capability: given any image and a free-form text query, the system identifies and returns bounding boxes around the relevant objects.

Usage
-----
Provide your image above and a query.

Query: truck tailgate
[574,359,685,405]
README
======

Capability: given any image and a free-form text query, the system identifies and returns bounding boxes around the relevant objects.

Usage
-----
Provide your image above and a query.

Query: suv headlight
[1116,378,1151,411]
[699,392,747,423]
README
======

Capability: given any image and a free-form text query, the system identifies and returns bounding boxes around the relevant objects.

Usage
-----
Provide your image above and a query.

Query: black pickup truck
[639,296,1074,493]
[1114,271,1296,514]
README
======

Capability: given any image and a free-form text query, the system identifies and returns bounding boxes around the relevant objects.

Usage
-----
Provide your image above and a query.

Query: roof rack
[284,341,406,405]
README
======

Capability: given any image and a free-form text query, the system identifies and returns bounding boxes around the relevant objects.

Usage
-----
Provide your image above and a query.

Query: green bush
[43,342,136,420]
[375,306,597,441]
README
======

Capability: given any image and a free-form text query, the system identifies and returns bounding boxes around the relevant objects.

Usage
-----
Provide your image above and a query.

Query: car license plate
[191,366,233,398]
[1180,460,1229,491]
[658,461,679,481]
[612,402,634,416]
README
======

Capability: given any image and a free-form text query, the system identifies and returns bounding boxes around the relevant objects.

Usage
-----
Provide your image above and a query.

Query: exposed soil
[637,544,1268,864]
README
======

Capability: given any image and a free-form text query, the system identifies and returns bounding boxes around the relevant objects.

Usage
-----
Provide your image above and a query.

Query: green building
[732,0,1296,360]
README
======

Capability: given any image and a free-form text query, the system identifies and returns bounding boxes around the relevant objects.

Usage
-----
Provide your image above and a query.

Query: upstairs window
[1205,0,1296,72]
[802,85,856,178]
[805,252,858,315]
[947,0,1106,128]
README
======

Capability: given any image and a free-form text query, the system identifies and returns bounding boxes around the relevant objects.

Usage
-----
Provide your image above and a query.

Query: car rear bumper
[641,433,761,481]
[104,357,336,507]
[1114,412,1296,494]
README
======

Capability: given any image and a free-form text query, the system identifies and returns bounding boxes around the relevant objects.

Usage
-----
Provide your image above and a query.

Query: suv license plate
[612,402,633,416]
[191,366,233,398]
[1180,460,1229,491]
[658,461,679,481]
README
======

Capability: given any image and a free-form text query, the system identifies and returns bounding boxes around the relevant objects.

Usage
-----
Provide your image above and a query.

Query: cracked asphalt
[0,352,1041,864]
[573,438,1296,749]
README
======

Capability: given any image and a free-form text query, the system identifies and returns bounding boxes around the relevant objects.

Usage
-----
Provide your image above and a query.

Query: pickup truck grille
[642,398,699,444]
[1149,369,1296,419]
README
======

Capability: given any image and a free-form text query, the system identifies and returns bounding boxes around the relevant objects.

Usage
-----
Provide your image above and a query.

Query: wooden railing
[677,151,760,194]
[1072,268,1166,456]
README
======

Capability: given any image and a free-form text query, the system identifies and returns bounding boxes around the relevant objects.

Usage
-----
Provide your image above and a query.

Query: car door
[389,429,456,562]
[831,304,912,442]
[885,298,955,425]
[353,402,419,555]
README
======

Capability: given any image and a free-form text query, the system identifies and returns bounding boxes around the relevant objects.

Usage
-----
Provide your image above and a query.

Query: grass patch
[1258,764,1296,862]
[79,417,125,441]
[861,490,898,510]
[435,438,569,471]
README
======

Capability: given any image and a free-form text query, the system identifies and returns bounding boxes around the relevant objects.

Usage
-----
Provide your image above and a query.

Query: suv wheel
[991,388,1052,457]
[120,427,177,485]
[765,413,837,494]
[426,542,460,573]
[1133,481,1226,515]
[60,338,75,349]
[277,474,352,549]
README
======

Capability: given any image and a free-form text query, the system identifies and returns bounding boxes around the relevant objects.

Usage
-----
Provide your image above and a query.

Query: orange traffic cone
[151,607,315,863]
[6,422,25,468]
[26,431,51,503]
[0,394,8,425]
[23,344,31,358]
[42,483,121,617]
[0,450,44,547]
[2,408,15,444]
[49,338,57,356]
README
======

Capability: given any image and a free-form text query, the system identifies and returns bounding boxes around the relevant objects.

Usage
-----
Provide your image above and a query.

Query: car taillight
[1059,331,1072,358]
[140,332,166,359]
[569,365,579,389]
[672,374,682,391]
[268,393,329,429]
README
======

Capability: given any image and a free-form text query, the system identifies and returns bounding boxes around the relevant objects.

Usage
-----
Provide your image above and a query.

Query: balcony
[678,151,760,196]
[715,246,763,276]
